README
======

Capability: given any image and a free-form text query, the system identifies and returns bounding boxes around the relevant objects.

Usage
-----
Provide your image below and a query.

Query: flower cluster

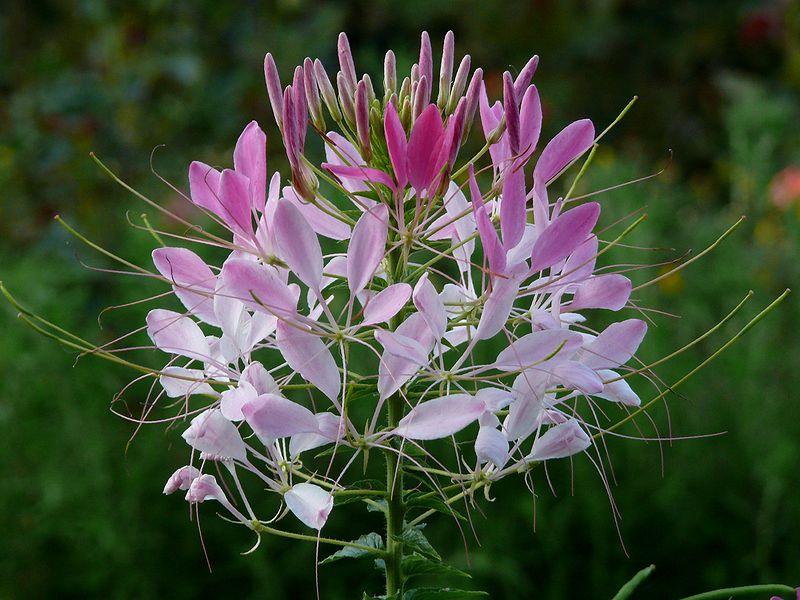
[147,31,647,553]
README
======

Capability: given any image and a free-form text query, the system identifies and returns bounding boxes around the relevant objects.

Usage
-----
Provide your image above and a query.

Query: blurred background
[1,0,798,598]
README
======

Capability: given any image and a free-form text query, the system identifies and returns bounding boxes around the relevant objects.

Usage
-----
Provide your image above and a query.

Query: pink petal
[282,186,352,240]
[233,120,267,212]
[273,199,324,289]
[219,381,258,422]
[347,204,389,295]
[284,482,333,530]
[362,283,412,326]
[407,104,444,195]
[568,274,632,311]
[580,319,647,370]
[504,371,548,440]
[289,412,344,458]
[530,202,600,273]
[241,361,279,395]
[596,369,641,406]
[412,273,447,340]
[146,309,210,361]
[500,166,526,249]
[396,394,485,440]
[188,161,223,215]
[242,393,320,445]
[220,258,297,318]
[519,85,542,159]
[494,329,583,371]
[159,367,215,398]
[384,102,408,188]
[550,361,604,394]
[468,165,506,277]
[475,421,509,468]
[529,419,591,461]
[323,163,397,193]
[533,119,595,185]
[474,275,520,341]
[182,409,248,461]
[152,247,218,326]
[276,321,340,402]
[219,168,255,239]
[560,235,599,285]
[374,329,430,365]
[378,312,436,399]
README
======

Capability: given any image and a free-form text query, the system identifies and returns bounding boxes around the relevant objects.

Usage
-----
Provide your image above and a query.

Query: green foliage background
[1,1,798,598]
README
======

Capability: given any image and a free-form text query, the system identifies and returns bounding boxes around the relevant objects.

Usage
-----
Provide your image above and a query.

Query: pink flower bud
[263,53,283,128]
[383,50,397,100]
[447,54,471,114]
[313,59,341,123]
[163,466,201,495]
[437,30,455,109]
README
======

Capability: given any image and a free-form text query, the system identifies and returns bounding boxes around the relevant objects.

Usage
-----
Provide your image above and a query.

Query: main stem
[385,392,405,597]
[384,242,405,598]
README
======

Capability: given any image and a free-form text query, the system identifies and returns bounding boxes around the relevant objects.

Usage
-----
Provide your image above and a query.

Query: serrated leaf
[320,532,383,565]
[402,553,470,579]
[403,588,488,600]
[399,525,440,560]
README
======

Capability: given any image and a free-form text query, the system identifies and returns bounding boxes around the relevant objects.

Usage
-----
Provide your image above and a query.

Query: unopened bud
[503,71,520,153]
[462,67,483,140]
[355,79,371,161]
[419,31,432,97]
[313,59,341,123]
[383,50,397,101]
[399,76,412,106]
[412,75,430,122]
[264,53,283,129]
[446,54,471,114]
[437,30,455,109]
[303,58,325,130]
[336,71,356,127]
[513,54,540,100]
[337,32,357,96]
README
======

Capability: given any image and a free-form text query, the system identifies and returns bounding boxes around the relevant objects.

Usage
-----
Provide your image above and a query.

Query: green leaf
[611,564,655,600]
[402,553,470,579]
[400,525,441,560]
[402,588,489,600]
[366,499,389,513]
[319,533,383,565]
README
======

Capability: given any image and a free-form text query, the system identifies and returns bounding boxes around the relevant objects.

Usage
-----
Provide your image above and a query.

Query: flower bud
[446,54,471,114]
[303,58,325,131]
[336,71,356,127]
[437,30,455,110]
[383,49,396,101]
[513,54,539,99]
[503,71,520,153]
[355,79,371,161]
[163,466,201,495]
[313,59,341,123]
[418,31,432,99]
[264,53,283,129]
[462,67,483,140]
[337,32,357,96]
[398,76,412,106]
[412,75,430,122]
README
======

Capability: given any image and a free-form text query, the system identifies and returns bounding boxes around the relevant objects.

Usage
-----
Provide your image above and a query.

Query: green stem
[679,584,796,600]
[384,246,405,599]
